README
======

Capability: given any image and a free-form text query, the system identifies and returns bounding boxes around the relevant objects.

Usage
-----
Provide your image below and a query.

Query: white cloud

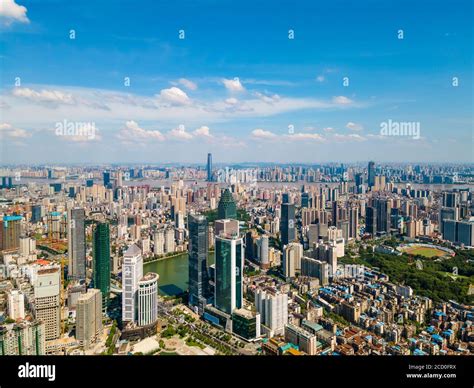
[333,133,366,142]
[323,127,334,132]
[12,87,75,105]
[0,122,30,138]
[0,0,29,25]
[346,122,363,131]
[254,92,280,104]
[285,133,324,141]
[2,85,362,135]
[332,96,353,105]
[193,125,212,138]
[176,78,197,91]
[316,75,325,82]
[118,120,165,143]
[167,124,193,140]
[251,129,324,142]
[251,128,278,140]
[158,87,191,105]
[241,78,296,87]
[225,97,238,105]
[222,77,245,92]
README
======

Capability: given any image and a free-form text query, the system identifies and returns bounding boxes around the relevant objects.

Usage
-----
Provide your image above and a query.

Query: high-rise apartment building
[34,267,61,341]
[68,207,86,280]
[76,288,102,349]
[282,242,303,278]
[164,227,175,253]
[0,215,22,252]
[0,320,45,355]
[153,229,165,255]
[122,244,143,323]
[7,290,25,320]
[255,288,288,336]
[137,273,159,326]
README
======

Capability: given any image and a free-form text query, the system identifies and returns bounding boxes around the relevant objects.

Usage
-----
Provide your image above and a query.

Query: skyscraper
[34,266,61,341]
[153,229,165,255]
[68,208,86,280]
[207,153,213,182]
[188,214,209,309]
[332,201,339,226]
[7,290,25,320]
[93,222,110,312]
[0,215,22,252]
[301,192,310,208]
[122,244,143,323]
[217,188,237,220]
[76,289,102,349]
[164,227,175,253]
[103,171,111,187]
[255,288,288,336]
[368,161,376,188]
[457,220,474,246]
[282,242,303,278]
[280,196,295,246]
[442,191,460,208]
[366,206,377,235]
[257,235,269,268]
[439,207,459,234]
[349,207,359,239]
[137,272,159,326]
[375,198,391,234]
[31,205,42,223]
[214,234,243,314]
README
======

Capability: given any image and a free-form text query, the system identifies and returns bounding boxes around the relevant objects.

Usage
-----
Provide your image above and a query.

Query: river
[143,252,215,296]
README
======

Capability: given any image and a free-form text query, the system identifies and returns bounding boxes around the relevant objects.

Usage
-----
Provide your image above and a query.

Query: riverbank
[144,249,215,265]
[144,252,215,296]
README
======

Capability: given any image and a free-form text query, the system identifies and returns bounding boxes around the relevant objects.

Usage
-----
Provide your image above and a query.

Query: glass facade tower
[214,235,243,314]
[92,222,110,312]
[188,214,209,308]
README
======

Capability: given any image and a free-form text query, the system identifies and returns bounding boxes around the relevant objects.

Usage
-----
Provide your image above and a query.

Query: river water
[143,252,215,296]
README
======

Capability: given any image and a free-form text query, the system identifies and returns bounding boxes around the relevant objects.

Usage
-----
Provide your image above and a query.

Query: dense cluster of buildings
[0,159,473,355]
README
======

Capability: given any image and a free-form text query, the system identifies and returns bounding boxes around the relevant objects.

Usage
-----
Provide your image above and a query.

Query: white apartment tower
[137,272,159,326]
[122,244,143,323]
[255,288,288,336]
[164,227,175,253]
[154,229,165,255]
[76,288,102,349]
[33,267,61,341]
[7,290,25,320]
[282,242,303,278]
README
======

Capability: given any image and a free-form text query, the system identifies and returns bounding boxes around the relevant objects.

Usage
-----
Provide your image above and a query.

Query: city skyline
[0,0,472,164]
[1,1,474,384]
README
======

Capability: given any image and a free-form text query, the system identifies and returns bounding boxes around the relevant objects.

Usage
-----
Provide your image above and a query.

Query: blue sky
[0,0,472,164]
